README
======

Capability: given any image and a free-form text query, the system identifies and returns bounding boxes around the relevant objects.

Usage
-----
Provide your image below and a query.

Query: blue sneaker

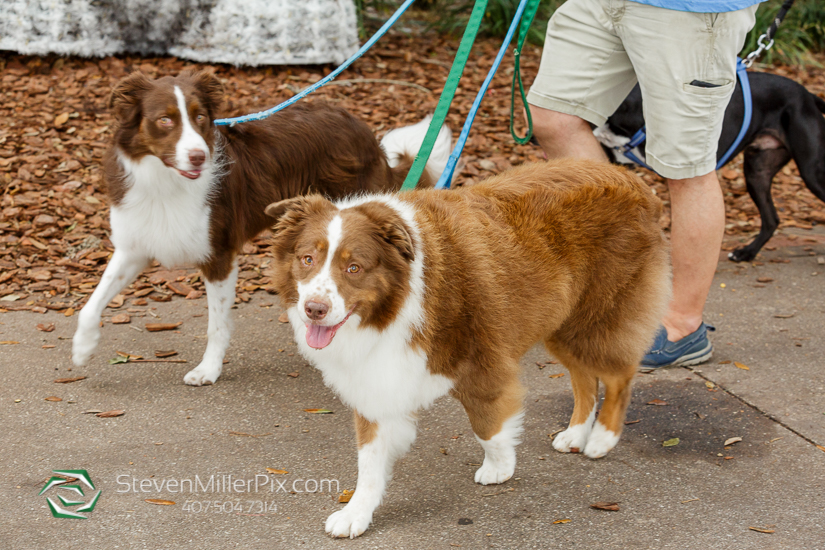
[641,323,716,368]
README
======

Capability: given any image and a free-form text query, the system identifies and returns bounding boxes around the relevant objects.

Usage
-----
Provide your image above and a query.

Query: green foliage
[741,0,825,66]
[426,0,562,45]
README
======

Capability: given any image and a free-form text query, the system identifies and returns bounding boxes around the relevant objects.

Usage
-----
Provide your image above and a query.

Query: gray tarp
[0,0,359,66]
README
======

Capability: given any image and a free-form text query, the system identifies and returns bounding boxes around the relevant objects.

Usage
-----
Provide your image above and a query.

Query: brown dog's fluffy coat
[267,158,670,537]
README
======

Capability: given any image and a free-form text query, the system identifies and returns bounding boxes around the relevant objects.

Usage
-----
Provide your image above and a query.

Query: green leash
[400,0,488,191]
[509,0,541,145]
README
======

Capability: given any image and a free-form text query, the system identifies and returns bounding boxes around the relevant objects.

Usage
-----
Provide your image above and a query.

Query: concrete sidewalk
[1,236,824,549]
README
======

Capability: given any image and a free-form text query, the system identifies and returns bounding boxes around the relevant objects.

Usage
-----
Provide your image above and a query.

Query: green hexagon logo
[39,470,100,519]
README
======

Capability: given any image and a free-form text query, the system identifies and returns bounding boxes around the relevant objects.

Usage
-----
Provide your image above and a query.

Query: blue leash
[214,0,416,127]
[435,0,532,189]
[616,58,752,172]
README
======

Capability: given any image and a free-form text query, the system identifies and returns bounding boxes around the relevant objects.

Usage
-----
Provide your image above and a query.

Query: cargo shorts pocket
[682,79,735,96]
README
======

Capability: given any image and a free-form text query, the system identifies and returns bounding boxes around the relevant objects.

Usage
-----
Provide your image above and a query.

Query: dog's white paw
[325,506,372,539]
[183,363,221,386]
[474,459,514,485]
[552,423,592,453]
[583,422,619,459]
[72,327,100,367]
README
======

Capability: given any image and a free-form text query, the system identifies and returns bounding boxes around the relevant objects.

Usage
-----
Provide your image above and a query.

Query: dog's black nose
[189,149,206,167]
[305,300,329,321]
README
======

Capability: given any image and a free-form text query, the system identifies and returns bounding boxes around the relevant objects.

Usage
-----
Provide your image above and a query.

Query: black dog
[595,72,825,262]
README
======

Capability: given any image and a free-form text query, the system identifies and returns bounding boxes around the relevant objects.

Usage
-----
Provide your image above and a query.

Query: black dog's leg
[729,136,791,262]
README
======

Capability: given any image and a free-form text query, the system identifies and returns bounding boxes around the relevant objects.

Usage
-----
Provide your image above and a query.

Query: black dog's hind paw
[728,246,758,262]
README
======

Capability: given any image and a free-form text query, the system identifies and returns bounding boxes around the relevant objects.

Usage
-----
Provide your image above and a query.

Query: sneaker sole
[640,342,713,369]
[669,342,713,367]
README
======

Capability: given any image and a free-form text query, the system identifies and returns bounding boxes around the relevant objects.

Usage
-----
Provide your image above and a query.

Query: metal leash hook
[744,32,774,68]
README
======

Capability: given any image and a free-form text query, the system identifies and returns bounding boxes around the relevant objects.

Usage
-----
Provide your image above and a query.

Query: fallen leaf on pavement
[552,519,571,524]
[108,294,125,308]
[548,373,565,379]
[304,408,334,414]
[45,396,63,402]
[662,438,680,447]
[773,313,794,318]
[725,437,743,446]
[108,355,130,364]
[82,409,103,414]
[339,489,354,503]
[36,323,55,332]
[287,372,299,378]
[266,468,288,475]
[748,527,775,534]
[718,360,731,364]
[756,277,774,283]
[145,322,181,332]
[54,376,86,383]
[734,362,750,370]
[647,399,668,406]
[116,351,143,360]
[96,410,125,418]
[64,308,75,317]
[705,381,716,389]
[278,311,290,323]
[111,313,130,324]
[145,499,175,506]
[624,419,640,425]
[154,350,178,358]
[590,502,620,511]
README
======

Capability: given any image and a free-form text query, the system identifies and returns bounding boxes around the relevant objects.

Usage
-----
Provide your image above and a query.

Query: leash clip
[744,33,774,68]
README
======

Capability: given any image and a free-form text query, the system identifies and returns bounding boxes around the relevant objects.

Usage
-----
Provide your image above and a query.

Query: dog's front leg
[325,412,417,538]
[183,264,238,386]
[73,249,148,366]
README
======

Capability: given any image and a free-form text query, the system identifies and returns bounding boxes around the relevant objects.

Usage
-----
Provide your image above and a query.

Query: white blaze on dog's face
[266,196,416,349]
[108,70,224,180]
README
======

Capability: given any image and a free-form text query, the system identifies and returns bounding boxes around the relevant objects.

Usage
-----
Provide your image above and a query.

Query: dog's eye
[301,255,313,267]
[196,114,205,123]
[159,116,173,128]
[347,264,360,274]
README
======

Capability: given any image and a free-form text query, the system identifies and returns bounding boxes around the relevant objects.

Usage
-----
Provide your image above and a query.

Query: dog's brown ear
[192,69,224,119]
[381,220,415,262]
[109,72,152,125]
[266,195,333,234]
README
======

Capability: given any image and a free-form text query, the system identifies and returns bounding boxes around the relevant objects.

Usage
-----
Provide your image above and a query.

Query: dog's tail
[381,115,452,189]
[815,93,825,114]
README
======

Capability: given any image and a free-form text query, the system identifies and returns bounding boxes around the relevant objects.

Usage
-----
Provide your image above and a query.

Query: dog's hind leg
[73,249,148,366]
[184,263,238,386]
[325,412,418,538]
[729,136,791,262]
[454,368,524,485]
[583,368,635,459]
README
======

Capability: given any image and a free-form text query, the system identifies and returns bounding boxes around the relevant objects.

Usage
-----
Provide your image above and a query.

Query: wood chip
[647,399,668,406]
[111,313,130,324]
[36,322,55,332]
[95,410,125,418]
[339,489,354,503]
[278,311,290,323]
[54,376,86,383]
[748,527,775,534]
[154,350,178,358]
[145,499,175,506]
[590,502,620,511]
[145,322,181,332]
[266,468,288,475]
[287,371,299,378]
[724,437,743,446]
[45,396,63,402]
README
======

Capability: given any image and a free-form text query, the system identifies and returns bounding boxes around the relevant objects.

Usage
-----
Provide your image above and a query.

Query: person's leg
[527,0,637,159]
[532,107,610,162]
[663,171,725,341]
[615,4,758,354]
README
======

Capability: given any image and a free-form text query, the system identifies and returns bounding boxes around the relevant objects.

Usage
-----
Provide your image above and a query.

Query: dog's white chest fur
[290,310,453,420]
[110,151,215,268]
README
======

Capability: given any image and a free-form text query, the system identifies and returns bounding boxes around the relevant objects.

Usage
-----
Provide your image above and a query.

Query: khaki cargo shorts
[526,0,758,179]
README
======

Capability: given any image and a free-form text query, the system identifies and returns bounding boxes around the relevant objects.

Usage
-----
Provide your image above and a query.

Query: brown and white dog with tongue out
[265,158,671,538]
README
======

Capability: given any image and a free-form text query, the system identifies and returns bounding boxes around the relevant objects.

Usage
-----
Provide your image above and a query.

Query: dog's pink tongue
[306,324,335,349]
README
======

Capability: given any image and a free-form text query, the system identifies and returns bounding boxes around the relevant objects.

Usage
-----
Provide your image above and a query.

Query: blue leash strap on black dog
[616,58,752,173]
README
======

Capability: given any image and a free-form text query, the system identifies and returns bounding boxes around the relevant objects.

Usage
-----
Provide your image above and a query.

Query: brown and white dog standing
[265,158,671,537]
[71,70,451,385]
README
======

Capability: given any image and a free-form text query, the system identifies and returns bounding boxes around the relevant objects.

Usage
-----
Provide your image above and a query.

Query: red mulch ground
[1,29,824,314]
